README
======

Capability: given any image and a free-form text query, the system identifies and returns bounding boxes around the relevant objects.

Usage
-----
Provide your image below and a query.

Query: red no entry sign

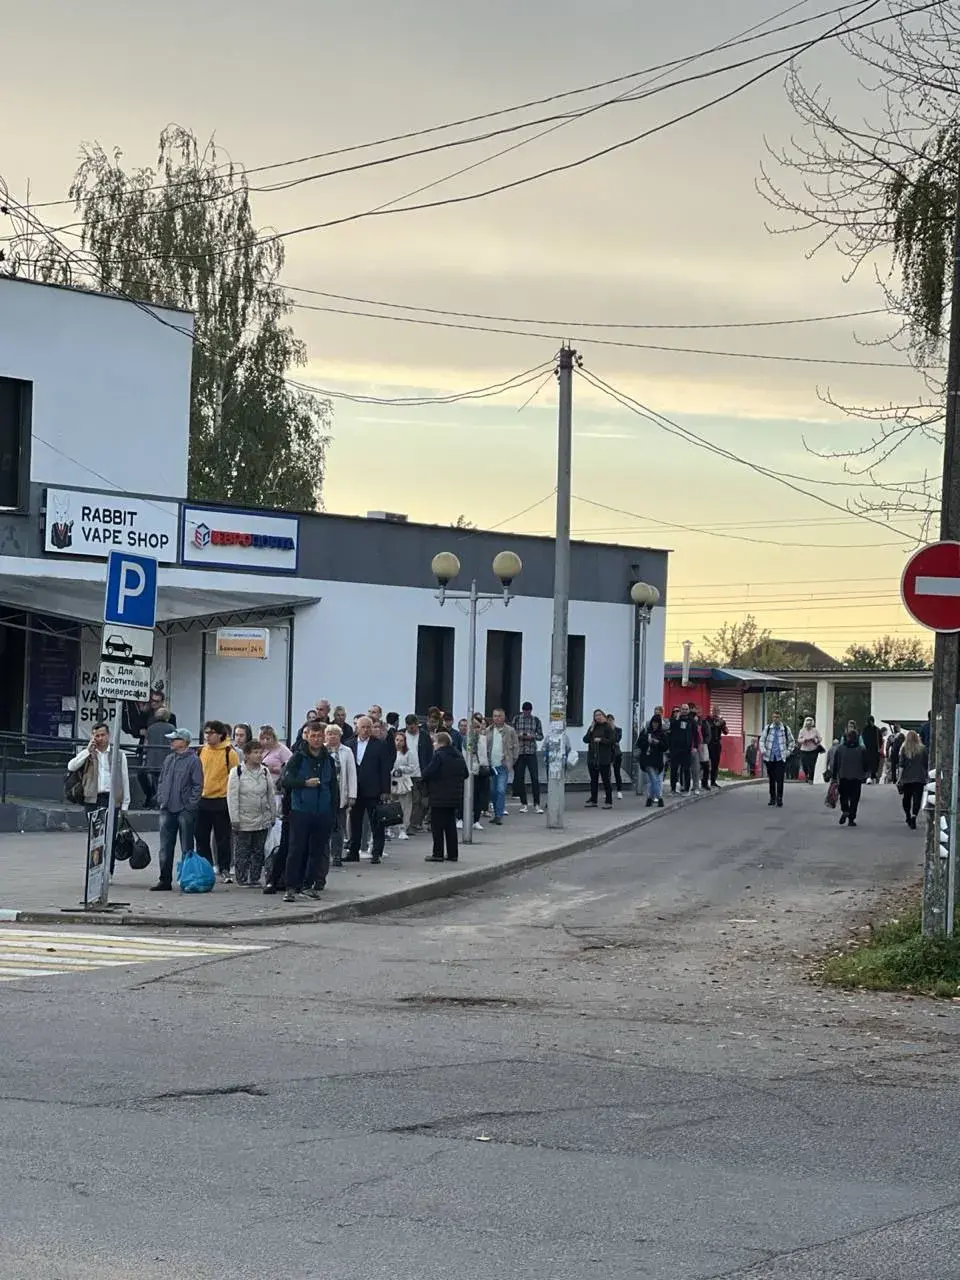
[901,541,960,632]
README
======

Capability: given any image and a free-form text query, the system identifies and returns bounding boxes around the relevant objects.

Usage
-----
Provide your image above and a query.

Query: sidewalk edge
[3,780,760,930]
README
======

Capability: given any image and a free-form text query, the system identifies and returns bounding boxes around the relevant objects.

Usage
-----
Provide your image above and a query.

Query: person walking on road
[280,722,339,901]
[796,717,823,784]
[862,715,883,784]
[151,727,202,891]
[636,713,667,808]
[897,730,928,829]
[584,708,616,809]
[668,704,694,794]
[760,711,794,808]
[486,709,519,825]
[423,731,469,862]
[834,727,868,827]
[196,722,240,883]
[512,701,544,814]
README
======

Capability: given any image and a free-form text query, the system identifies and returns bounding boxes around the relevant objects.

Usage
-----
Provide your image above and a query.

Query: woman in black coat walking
[834,728,869,827]
[897,730,928,829]
[422,732,469,862]
[584,709,616,808]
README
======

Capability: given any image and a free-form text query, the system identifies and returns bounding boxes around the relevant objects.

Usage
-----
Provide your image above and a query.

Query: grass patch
[821,898,960,998]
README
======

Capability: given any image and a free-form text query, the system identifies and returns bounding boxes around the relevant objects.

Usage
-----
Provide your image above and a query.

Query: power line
[284,286,888,331]
[284,299,930,368]
[575,368,923,541]
[284,361,558,406]
[9,0,863,218]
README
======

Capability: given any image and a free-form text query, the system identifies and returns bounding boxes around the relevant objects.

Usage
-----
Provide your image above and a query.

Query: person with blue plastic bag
[151,728,203,892]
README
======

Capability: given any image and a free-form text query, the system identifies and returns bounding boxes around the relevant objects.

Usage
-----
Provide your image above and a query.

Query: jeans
[709,743,721,787]
[286,810,333,892]
[513,754,541,806]
[588,761,612,805]
[234,829,268,885]
[430,805,459,860]
[839,778,862,820]
[195,798,232,873]
[158,808,196,886]
[645,767,663,801]
[411,778,430,831]
[766,759,786,804]
[490,765,510,818]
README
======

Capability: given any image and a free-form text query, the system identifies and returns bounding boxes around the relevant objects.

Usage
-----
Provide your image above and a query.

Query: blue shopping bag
[177,850,216,894]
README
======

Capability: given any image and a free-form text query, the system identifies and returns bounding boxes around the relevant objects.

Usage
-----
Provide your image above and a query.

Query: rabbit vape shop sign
[44,489,179,564]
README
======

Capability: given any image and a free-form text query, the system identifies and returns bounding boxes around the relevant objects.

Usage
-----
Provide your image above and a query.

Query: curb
[1,780,760,930]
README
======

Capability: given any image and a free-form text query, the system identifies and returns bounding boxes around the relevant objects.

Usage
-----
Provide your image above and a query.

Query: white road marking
[0,929,265,984]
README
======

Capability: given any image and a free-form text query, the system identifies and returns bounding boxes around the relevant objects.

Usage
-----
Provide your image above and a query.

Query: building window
[0,377,30,512]
[485,630,523,718]
[567,634,585,725]
[415,625,455,715]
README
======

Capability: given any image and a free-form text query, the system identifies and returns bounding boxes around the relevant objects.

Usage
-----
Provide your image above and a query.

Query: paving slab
[0,782,755,928]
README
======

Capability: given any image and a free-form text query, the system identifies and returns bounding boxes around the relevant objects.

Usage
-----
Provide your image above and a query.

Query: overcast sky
[2,0,938,659]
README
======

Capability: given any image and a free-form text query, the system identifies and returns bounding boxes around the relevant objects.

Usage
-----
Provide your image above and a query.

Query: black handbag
[64,769,86,806]
[374,799,404,828]
[115,815,151,870]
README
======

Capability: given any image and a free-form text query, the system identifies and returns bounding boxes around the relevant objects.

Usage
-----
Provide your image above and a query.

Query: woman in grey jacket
[897,730,928,829]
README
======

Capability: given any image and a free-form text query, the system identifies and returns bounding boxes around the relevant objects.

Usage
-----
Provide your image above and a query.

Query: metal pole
[547,346,574,829]
[639,609,649,745]
[632,605,642,795]
[924,167,960,937]
[99,701,123,908]
[463,579,478,844]
[949,703,960,936]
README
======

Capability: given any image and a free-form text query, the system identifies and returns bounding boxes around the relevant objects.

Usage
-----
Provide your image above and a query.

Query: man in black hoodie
[668,703,694,794]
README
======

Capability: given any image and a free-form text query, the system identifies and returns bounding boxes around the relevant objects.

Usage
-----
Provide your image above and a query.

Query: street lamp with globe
[630,582,661,795]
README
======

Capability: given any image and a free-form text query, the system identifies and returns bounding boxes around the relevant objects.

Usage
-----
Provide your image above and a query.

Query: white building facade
[0,277,668,749]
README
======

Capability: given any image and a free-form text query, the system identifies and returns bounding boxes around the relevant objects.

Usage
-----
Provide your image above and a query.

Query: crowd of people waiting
[70,693,634,904]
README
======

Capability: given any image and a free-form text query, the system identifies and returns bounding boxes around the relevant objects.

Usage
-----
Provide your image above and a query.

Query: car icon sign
[104,634,134,658]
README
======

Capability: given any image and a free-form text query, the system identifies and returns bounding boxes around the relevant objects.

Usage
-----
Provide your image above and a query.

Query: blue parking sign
[104,551,158,630]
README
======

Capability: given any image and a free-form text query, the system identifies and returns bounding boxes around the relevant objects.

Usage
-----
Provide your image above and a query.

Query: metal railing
[0,731,163,806]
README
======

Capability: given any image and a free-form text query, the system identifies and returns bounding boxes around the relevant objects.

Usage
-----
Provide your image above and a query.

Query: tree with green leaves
[694,615,806,670]
[842,635,933,670]
[4,126,331,511]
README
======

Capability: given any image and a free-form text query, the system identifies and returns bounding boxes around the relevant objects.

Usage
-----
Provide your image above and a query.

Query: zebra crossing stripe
[0,929,266,983]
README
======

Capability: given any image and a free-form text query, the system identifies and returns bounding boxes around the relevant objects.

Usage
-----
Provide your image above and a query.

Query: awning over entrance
[0,559,321,635]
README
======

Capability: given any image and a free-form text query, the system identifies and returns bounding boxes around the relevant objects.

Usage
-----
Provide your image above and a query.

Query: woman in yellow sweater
[196,720,240,883]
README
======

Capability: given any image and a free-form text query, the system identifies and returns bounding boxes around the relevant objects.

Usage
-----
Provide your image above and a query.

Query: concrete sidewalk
[0,783,754,929]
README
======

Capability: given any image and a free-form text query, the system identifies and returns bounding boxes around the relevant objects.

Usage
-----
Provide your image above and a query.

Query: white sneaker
[617,791,623,800]
[473,822,484,831]
[535,806,544,815]
[456,819,463,830]
[519,805,528,814]
[398,830,409,841]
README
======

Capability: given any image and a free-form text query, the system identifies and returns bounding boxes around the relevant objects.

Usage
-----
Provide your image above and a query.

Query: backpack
[64,767,86,806]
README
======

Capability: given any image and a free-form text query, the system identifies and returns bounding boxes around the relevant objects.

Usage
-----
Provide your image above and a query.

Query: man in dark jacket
[862,715,882,784]
[280,723,340,900]
[704,707,728,789]
[423,732,469,862]
[348,716,392,864]
[668,704,694,794]
[834,728,868,827]
[152,728,203,891]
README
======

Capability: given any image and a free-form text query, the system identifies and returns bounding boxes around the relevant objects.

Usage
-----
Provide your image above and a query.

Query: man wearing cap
[152,728,204,891]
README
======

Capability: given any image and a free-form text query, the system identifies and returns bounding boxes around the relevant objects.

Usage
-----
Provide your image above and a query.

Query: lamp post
[431,549,523,844]
[630,582,660,795]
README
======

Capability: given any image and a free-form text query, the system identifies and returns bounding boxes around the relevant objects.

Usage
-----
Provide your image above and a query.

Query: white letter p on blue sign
[104,551,158,630]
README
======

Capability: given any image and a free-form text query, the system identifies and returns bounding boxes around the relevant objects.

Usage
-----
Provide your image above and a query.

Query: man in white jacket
[325,724,357,868]
[68,722,130,814]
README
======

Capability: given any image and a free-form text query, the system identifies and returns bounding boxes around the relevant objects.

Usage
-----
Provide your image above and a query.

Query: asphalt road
[2,781,957,1280]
